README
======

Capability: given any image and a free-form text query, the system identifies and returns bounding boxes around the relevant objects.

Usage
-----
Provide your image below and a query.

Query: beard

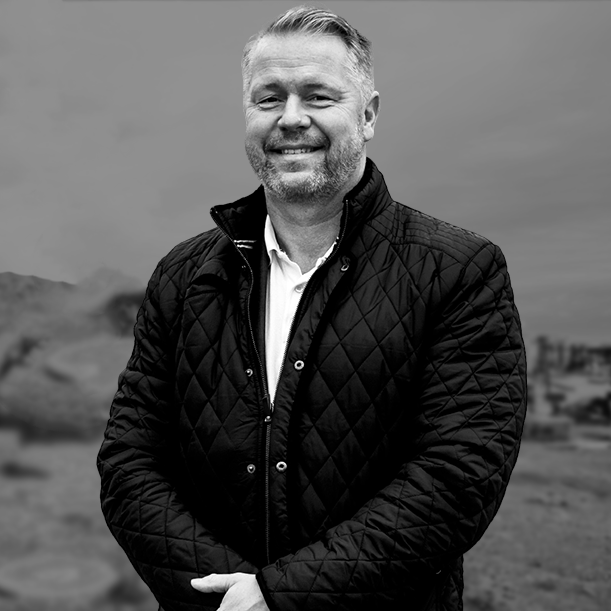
[245,123,365,204]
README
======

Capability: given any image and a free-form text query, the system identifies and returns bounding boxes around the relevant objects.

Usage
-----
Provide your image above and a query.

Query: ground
[463,427,611,611]
[0,426,608,611]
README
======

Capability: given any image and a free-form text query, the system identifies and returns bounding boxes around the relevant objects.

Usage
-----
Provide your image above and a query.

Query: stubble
[245,123,365,205]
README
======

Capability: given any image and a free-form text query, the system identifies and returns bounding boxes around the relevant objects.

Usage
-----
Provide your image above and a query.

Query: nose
[278,95,310,130]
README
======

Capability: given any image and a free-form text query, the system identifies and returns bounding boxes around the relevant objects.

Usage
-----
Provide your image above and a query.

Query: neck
[266,197,343,273]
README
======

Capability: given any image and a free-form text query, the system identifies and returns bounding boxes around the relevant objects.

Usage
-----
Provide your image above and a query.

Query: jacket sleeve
[97,262,257,611]
[256,242,527,610]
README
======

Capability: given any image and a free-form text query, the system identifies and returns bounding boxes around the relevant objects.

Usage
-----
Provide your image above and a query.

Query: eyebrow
[252,81,343,95]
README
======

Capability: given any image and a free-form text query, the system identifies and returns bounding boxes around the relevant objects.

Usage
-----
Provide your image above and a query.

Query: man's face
[244,33,376,204]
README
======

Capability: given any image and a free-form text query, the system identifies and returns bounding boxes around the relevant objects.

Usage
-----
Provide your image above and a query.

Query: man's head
[243,6,375,108]
[242,6,379,205]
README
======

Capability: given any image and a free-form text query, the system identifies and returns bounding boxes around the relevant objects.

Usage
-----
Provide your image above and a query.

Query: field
[0,425,609,611]
[463,428,611,611]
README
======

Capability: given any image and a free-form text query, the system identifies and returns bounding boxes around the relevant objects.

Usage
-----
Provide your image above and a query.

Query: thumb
[191,572,244,593]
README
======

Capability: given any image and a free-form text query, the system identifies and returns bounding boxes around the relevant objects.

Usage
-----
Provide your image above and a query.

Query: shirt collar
[264,214,284,259]
[264,215,337,271]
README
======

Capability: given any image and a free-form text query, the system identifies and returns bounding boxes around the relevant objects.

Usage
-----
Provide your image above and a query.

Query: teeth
[280,148,314,155]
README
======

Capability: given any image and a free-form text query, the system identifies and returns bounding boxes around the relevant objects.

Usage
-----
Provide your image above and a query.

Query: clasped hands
[191,572,269,611]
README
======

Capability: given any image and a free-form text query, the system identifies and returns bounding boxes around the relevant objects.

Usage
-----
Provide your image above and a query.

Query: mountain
[0,269,144,337]
[0,272,74,334]
[0,271,73,303]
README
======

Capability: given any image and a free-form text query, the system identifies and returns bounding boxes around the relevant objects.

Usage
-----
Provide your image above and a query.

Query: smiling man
[98,6,527,611]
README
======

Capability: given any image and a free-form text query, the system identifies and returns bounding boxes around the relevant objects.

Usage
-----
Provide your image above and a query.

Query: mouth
[270,146,324,155]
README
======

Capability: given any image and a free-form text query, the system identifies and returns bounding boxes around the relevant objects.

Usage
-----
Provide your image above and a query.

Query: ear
[362,91,380,143]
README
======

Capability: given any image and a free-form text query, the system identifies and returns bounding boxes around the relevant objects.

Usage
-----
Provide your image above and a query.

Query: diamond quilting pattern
[98,160,526,611]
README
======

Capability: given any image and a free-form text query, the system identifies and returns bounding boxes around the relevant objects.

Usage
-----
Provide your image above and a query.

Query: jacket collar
[209,158,393,249]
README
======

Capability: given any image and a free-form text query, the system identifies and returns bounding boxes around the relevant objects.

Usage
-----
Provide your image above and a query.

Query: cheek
[245,119,272,145]
[319,112,360,144]
[326,125,354,148]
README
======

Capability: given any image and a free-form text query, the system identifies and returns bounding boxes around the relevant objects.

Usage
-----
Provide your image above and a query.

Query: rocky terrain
[0,271,143,440]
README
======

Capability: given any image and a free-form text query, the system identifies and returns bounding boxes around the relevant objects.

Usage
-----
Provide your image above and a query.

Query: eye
[309,95,333,105]
[258,97,281,109]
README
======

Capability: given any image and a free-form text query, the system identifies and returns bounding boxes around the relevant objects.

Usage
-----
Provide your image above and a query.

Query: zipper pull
[264,393,274,416]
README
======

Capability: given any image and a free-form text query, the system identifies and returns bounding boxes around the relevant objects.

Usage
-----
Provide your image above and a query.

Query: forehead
[247,33,352,90]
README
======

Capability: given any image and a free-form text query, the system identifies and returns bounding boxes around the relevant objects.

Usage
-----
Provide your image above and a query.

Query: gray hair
[242,5,374,104]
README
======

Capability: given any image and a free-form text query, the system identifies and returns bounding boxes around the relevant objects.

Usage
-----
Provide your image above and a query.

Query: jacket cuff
[256,571,277,611]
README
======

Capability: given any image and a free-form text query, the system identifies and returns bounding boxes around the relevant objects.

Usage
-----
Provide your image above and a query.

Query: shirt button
[275,461,287,473]
[245,368,253,377]
[246,464,256,474]
[294,360,304,370]
[295,284,305,293]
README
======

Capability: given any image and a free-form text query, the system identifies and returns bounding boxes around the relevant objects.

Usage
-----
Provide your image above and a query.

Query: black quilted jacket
[98,159,527,611]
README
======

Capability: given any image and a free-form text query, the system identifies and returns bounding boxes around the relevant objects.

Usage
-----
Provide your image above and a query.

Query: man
[98,6,527,611]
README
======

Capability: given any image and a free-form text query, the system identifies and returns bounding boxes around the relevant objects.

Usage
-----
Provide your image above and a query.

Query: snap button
[246,464,256,474]
[245,368,253,377]
[294,360,304,370]
[275,461,287,472]
[295,283,305,293]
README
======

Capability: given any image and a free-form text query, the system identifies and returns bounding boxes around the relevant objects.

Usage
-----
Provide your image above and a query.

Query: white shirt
[264,215,335,403]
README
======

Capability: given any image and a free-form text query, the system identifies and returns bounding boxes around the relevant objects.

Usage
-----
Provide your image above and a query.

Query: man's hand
[191,572,269,611]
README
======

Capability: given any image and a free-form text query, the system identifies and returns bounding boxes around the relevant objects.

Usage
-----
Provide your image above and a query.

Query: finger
[190,573,242,593]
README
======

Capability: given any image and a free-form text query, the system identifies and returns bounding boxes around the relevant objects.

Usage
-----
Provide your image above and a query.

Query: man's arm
[97,262,257,611]
[254,242,527,611]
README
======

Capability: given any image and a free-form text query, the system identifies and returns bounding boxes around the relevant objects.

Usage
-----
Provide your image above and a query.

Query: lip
[269,146,324,155]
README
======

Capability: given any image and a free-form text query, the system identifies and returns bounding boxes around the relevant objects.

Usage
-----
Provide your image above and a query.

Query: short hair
[242,5,374,104]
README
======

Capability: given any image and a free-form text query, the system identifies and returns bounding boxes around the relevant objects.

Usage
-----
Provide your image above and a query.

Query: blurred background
[0,1,609,610]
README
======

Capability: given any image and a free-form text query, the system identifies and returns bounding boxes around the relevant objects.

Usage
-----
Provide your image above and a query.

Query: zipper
[210,199,351,565]
[210,207,274,564]
[263,413,272,563]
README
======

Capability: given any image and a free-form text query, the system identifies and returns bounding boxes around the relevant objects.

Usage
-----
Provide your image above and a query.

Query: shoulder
[373,200,496,263]
[146,227,227,300]
[161,228,224,275]
[362,201,511,299]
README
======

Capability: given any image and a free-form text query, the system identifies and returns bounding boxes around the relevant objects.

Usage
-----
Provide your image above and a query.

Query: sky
[0,0,610,345]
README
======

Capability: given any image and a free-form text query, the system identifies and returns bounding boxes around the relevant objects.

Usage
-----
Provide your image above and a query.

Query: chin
[276,169,316,185]
[270,174,336,203]
[272,155,321,173]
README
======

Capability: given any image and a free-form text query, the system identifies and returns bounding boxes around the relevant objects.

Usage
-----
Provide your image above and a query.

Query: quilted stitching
[98,159,526,611]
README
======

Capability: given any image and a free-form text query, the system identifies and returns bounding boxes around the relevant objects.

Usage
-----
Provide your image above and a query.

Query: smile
[274,147,323,155]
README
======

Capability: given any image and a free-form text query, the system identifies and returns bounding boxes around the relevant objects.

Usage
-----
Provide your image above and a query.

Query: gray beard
[245,125,365,204]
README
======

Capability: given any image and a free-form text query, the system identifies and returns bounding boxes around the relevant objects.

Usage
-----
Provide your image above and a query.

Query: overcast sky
[1,0,610,345]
